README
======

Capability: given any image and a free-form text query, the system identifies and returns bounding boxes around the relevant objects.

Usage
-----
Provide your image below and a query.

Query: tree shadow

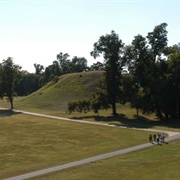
[0,109,22,117]
[71,113,180,129]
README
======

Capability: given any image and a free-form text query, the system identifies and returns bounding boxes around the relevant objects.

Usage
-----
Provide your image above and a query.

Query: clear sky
[0,0,180,73]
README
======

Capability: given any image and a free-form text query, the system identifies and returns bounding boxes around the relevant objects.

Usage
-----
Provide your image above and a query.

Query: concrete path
[8,108,180,136]
[1,108,180,180]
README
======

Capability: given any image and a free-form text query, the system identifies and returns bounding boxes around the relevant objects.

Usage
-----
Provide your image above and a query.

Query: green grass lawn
[0,110,155,179]
[32,139,180,180]
[1,98,180,133]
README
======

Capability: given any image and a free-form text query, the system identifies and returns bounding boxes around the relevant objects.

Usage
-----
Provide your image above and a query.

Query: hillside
[17,71,104,111]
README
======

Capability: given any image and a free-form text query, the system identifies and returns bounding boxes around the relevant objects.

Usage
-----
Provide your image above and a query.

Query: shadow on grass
[71,113,180,129]
[0,109,22,117]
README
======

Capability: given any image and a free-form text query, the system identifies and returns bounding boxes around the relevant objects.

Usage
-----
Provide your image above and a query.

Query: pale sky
[0,0,180,73]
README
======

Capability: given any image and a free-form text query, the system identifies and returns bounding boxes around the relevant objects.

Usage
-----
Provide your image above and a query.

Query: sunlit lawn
[1,98,180,133]
[32,139,180,180]
[0,110,154,179]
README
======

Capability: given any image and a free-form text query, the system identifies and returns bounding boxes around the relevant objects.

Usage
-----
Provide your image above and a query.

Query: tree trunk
[156,108,163,120]
[136,108,139,119]
[178,102,180,120]
[9,96,14,109]
[10,100,14,109]
[112,101,117,116]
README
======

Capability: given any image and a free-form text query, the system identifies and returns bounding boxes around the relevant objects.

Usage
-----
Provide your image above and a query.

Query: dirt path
[1,108,180,180]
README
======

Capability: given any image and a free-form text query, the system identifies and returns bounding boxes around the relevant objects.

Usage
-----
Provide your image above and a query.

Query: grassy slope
[15,71,103,111]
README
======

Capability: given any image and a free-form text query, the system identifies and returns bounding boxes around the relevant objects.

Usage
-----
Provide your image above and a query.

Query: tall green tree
[165,44,180,119]
[147,23,168,62]
[15,71,41,96]
[125,34,150,87]
[52,60,61,76]
[146,23,168,118]
[57,52,71,74]
[124,23,169,120]
[71,56,88,72]
[34,63,44,75]
[91,30,125,115]
[57,52,70,66]
[0,57,21,109]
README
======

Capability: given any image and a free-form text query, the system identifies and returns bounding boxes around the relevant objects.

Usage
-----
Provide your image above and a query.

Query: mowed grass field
[0,110,154,179]
[32,139,180,180]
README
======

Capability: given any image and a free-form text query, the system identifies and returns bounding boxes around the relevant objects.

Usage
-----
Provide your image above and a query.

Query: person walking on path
[161,133,165,143]
[149,134,153,143]
[153,134,157,142]
[157,133,160,144]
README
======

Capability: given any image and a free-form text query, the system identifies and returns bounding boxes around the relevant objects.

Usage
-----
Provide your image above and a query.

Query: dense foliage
[68,23,180,121]
[0,57,21,108]
[123,23,180,120]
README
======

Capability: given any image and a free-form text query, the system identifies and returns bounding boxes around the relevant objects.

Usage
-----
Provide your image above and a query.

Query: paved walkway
[1,108,180,180]
[9,109,180,136]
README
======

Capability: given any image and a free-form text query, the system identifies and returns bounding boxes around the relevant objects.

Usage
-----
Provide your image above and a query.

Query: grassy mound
[16,71,103,111]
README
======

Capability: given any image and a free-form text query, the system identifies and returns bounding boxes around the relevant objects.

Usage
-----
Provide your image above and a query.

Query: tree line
[0,54,105,97]
[0,22,179,121]
[0,52,105,108]
[68,23,180,121]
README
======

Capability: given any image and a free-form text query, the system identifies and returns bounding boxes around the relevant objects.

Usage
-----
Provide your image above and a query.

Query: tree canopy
[91,30,125,115]
[0,57,21,109]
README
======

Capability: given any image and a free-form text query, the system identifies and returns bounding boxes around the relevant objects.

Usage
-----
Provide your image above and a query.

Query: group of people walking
[149,133,165,144]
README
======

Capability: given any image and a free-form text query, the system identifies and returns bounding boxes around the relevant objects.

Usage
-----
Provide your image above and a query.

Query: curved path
[11,109,180,137]
[1,108,180,180]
